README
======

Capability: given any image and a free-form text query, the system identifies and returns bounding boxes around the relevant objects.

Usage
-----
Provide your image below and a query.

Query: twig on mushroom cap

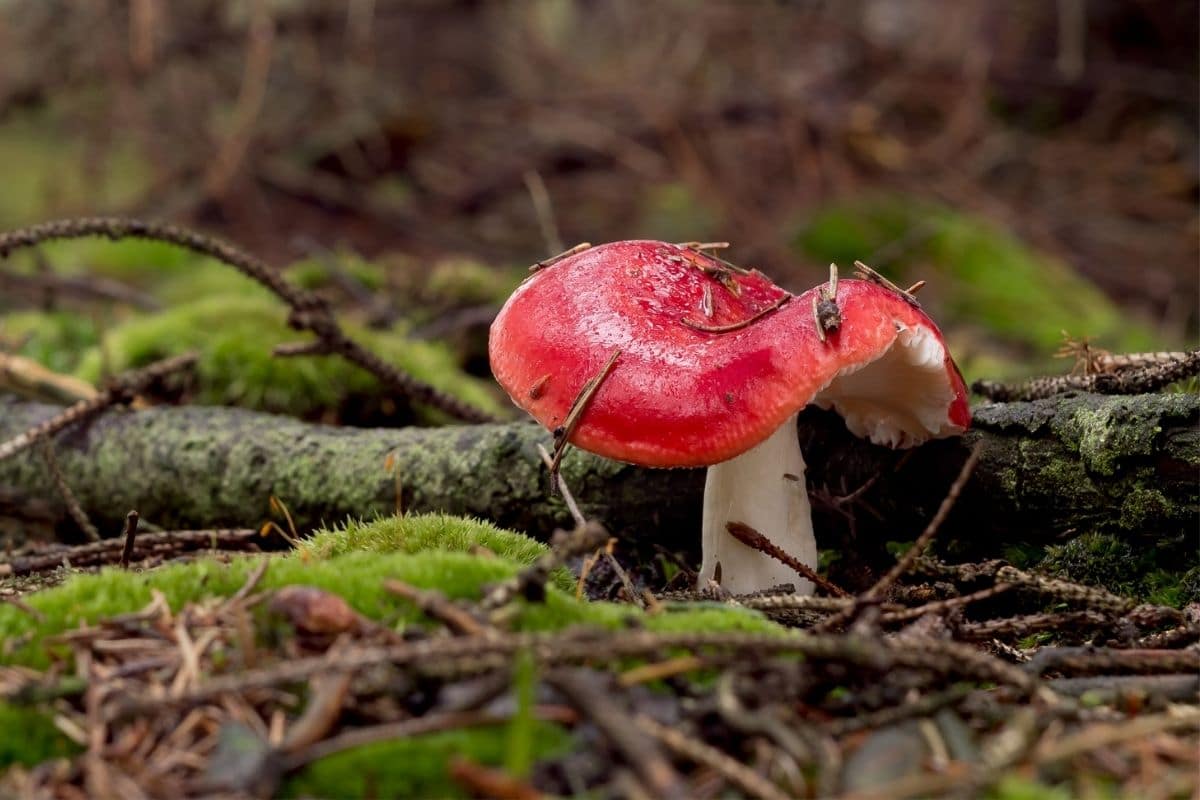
[973,348,1200,401]
[528,241,592,273]
[0,351,198,462]
[674,241,730,252]
[852,259,922,307]
[724,521,849,597]
[680,293,791,333]
[548,348,621,478]
[0,217,496,423]
[813,263,842,343]
[701,284,714,318]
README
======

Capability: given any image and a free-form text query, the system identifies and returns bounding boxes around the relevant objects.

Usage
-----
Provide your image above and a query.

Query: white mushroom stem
[697,412,817,595]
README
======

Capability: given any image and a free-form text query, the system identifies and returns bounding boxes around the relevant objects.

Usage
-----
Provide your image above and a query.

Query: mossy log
[0,393,1196,568]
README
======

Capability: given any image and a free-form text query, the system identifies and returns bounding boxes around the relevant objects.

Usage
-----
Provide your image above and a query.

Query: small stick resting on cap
[853,260,922,307]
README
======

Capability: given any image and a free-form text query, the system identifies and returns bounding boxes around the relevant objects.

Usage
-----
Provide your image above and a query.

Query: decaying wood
[0,393,1195,563]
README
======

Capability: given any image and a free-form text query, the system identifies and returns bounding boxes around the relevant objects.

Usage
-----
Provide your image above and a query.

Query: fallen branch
[0,352,198,462]
[0,392,1195,563]
[0,529,261,576]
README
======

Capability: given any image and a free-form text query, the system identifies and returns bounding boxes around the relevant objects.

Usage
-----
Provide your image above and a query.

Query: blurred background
[0,0,1196,420]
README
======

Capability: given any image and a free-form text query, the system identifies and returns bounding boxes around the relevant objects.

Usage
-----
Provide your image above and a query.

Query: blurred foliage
[72,292,500,422]
[1,236,503,422]
[0,112,152,225]
[796,199,1167,381]
[0,309,101,374]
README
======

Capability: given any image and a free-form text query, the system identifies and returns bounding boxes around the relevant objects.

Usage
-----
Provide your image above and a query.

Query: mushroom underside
[698,323,959,595]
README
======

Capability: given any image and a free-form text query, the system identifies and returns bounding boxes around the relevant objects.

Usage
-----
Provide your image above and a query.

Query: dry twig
[0,351,198,462]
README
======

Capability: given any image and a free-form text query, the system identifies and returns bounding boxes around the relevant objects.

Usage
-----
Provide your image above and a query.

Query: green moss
[1178,566,1200,605]
[505,650,539,778]
[304,514,545,566]
[638,182,719,243]
[300,514,575,594]
[1118,487,1171,529]
[0,703,81,766]
[1040,532,1138,596]
[0,513,786,795]
[286,253,386,293]
[0,111,152,227]
[1050,397,1186,477]
[281,723,572,799]
[72,294,500,420]
[420,257,523,307]
[0,514,783,668]
[0,310,101,374]
[985,775,1077,800]
[1038,531,1195,606]
[794,199,1166,381]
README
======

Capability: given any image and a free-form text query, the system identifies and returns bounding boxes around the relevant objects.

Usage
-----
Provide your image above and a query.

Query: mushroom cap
[489,240,969,467]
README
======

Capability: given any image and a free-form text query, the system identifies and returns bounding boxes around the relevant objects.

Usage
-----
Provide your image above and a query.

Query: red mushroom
[489,241,969,595]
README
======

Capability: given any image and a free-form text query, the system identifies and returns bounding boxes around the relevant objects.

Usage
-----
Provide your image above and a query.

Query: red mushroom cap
[489,241,968,467]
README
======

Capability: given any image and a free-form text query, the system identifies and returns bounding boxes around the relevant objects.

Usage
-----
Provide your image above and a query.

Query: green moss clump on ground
[1040,532,1139,597]
[0,513,785,794]
[286,253,387,293]
[0,703,81,766]
[303,514,549,568]
[0,111,153,228]
[0,310,101,374]
[71,294,501,420]
[794,199,1165,381]
[280,723,572,799]
[1038,531,1194,606]
[419,257,523,307]
[985,775,1079,800]
[5,238,206,289]
[1178,566,1200,606]
[0,514,783,669]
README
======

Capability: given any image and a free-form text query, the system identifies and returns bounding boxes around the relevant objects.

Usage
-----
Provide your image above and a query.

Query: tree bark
[1,393,1196,565]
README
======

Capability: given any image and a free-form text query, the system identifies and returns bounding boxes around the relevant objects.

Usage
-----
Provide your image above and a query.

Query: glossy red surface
[489,241,969,466]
